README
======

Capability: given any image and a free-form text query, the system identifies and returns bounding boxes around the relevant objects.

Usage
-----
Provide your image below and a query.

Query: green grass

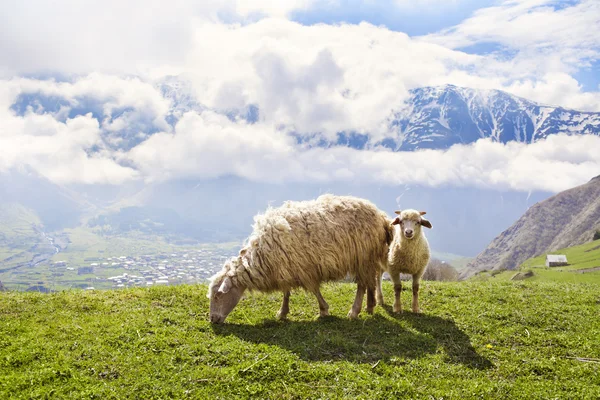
[54,227,185,264]
[0,203,41,237]
[0,203,44,269]
[54,227,239,265]
[1,281,599,399]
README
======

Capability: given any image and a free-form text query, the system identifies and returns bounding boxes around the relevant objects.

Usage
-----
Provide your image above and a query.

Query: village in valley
[38,248,237,292]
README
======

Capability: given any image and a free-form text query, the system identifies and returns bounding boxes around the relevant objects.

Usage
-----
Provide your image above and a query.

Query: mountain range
[12,79,600,152]
[3,82,600,263]
[157,79,600,151]
[382,85,600,150]
[460,175,600,279]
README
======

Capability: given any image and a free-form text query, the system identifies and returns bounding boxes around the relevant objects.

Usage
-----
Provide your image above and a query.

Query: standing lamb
[376,209,432,313]
[208,194,393,324]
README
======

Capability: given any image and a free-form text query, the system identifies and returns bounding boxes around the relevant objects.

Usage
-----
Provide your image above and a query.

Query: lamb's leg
[348,283,366,319]
[391,274,403,313]
[276,291,291,320]
[411,275,420,313]
[313,287,330,317]
[375,271,385,306]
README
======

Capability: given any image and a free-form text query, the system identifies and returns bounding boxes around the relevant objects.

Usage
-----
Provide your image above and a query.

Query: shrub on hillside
[594,229,600,241]
[422,258,459,281]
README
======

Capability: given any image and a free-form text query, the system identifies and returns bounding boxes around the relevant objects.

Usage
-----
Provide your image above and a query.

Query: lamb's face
[208,270,244,324]
[392,209,432,239]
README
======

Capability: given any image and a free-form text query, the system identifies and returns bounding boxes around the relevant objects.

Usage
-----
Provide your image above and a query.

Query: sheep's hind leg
[366,286,375,315]
[313,287,330,317]
[411,275,421,313]
[276,291,291,320]
[347,283,366,319]
[375,271,385,306]
[391,274,403,313]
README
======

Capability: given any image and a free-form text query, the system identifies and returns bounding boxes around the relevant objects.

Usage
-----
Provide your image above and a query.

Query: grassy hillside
[475,240,600,283]
[0,203,44,264]
[1,282,599,399]
[520,240,600,271]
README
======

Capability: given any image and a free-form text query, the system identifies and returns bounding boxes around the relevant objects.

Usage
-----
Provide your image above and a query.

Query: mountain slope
[461,176,600,279]
[382,85,600,150]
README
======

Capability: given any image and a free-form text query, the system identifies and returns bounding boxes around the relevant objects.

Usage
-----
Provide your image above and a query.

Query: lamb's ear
[420,218,432,229]
[419,211,427,216]
[218,277,232,294]
[391,217,401,225]
[394,210,402,215]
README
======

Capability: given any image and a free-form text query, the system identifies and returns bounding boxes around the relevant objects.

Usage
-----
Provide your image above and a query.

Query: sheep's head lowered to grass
[392,209,432,239]
[207,257,247,324]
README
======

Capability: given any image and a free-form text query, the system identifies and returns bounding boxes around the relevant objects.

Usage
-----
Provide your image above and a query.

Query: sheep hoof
[376,297,385,306]
[276,312,288,320]
[347,310,359,319]
[319,310,330,317]
[393,306,402,313]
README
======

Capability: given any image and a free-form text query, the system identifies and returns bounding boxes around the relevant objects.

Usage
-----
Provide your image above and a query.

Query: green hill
[520,239,600,271]
[1,282,599,399]
[476,240,600,283]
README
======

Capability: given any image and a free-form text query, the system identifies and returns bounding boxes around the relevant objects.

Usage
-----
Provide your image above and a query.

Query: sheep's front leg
[313,287,330,317]
[347,283,366,319]
[276,291,291,320]
[411,275,421,313]
[390,273,403,313]
[375,271,385,306]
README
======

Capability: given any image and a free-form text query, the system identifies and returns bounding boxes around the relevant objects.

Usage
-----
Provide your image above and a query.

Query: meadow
[476,240,600,284]
[1,281,598,399]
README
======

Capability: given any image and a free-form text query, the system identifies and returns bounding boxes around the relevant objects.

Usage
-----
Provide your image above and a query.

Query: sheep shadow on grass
[211,311,492,369]
[381,305,494,370]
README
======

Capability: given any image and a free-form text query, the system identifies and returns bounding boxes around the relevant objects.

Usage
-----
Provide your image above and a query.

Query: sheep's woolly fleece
[387,209,431,277]
[208,194,393,297]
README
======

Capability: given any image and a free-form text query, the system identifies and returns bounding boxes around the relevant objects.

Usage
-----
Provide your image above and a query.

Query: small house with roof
[545,254,568,267]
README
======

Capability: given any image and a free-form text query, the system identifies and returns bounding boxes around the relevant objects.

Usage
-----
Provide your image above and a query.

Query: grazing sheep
[208,194,393,324]
[376,209,432,313]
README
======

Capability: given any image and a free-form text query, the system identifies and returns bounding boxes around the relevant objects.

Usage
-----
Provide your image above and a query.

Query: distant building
[546,255,568,267]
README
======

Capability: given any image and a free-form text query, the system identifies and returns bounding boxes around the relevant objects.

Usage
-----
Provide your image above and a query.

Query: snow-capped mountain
[11,78,600,153]
[382,85,600,151]
[157,75,205,126]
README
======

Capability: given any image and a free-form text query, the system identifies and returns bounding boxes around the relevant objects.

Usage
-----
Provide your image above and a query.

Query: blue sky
[292,0,600,91]
[291,0,497,36]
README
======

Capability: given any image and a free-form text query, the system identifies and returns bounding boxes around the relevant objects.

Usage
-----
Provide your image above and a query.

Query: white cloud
[1,1,599,116]
[7,75,172,134]
[0,78,140,184]
[423,0,600,71]
[0,112,138,184]
[506,72,600,112]
[127,109,600,192]
[0,1,599,191]
[1,74,598,191]
[185,20,482,138]
[0,0,318,77]
[127,111,296,182]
